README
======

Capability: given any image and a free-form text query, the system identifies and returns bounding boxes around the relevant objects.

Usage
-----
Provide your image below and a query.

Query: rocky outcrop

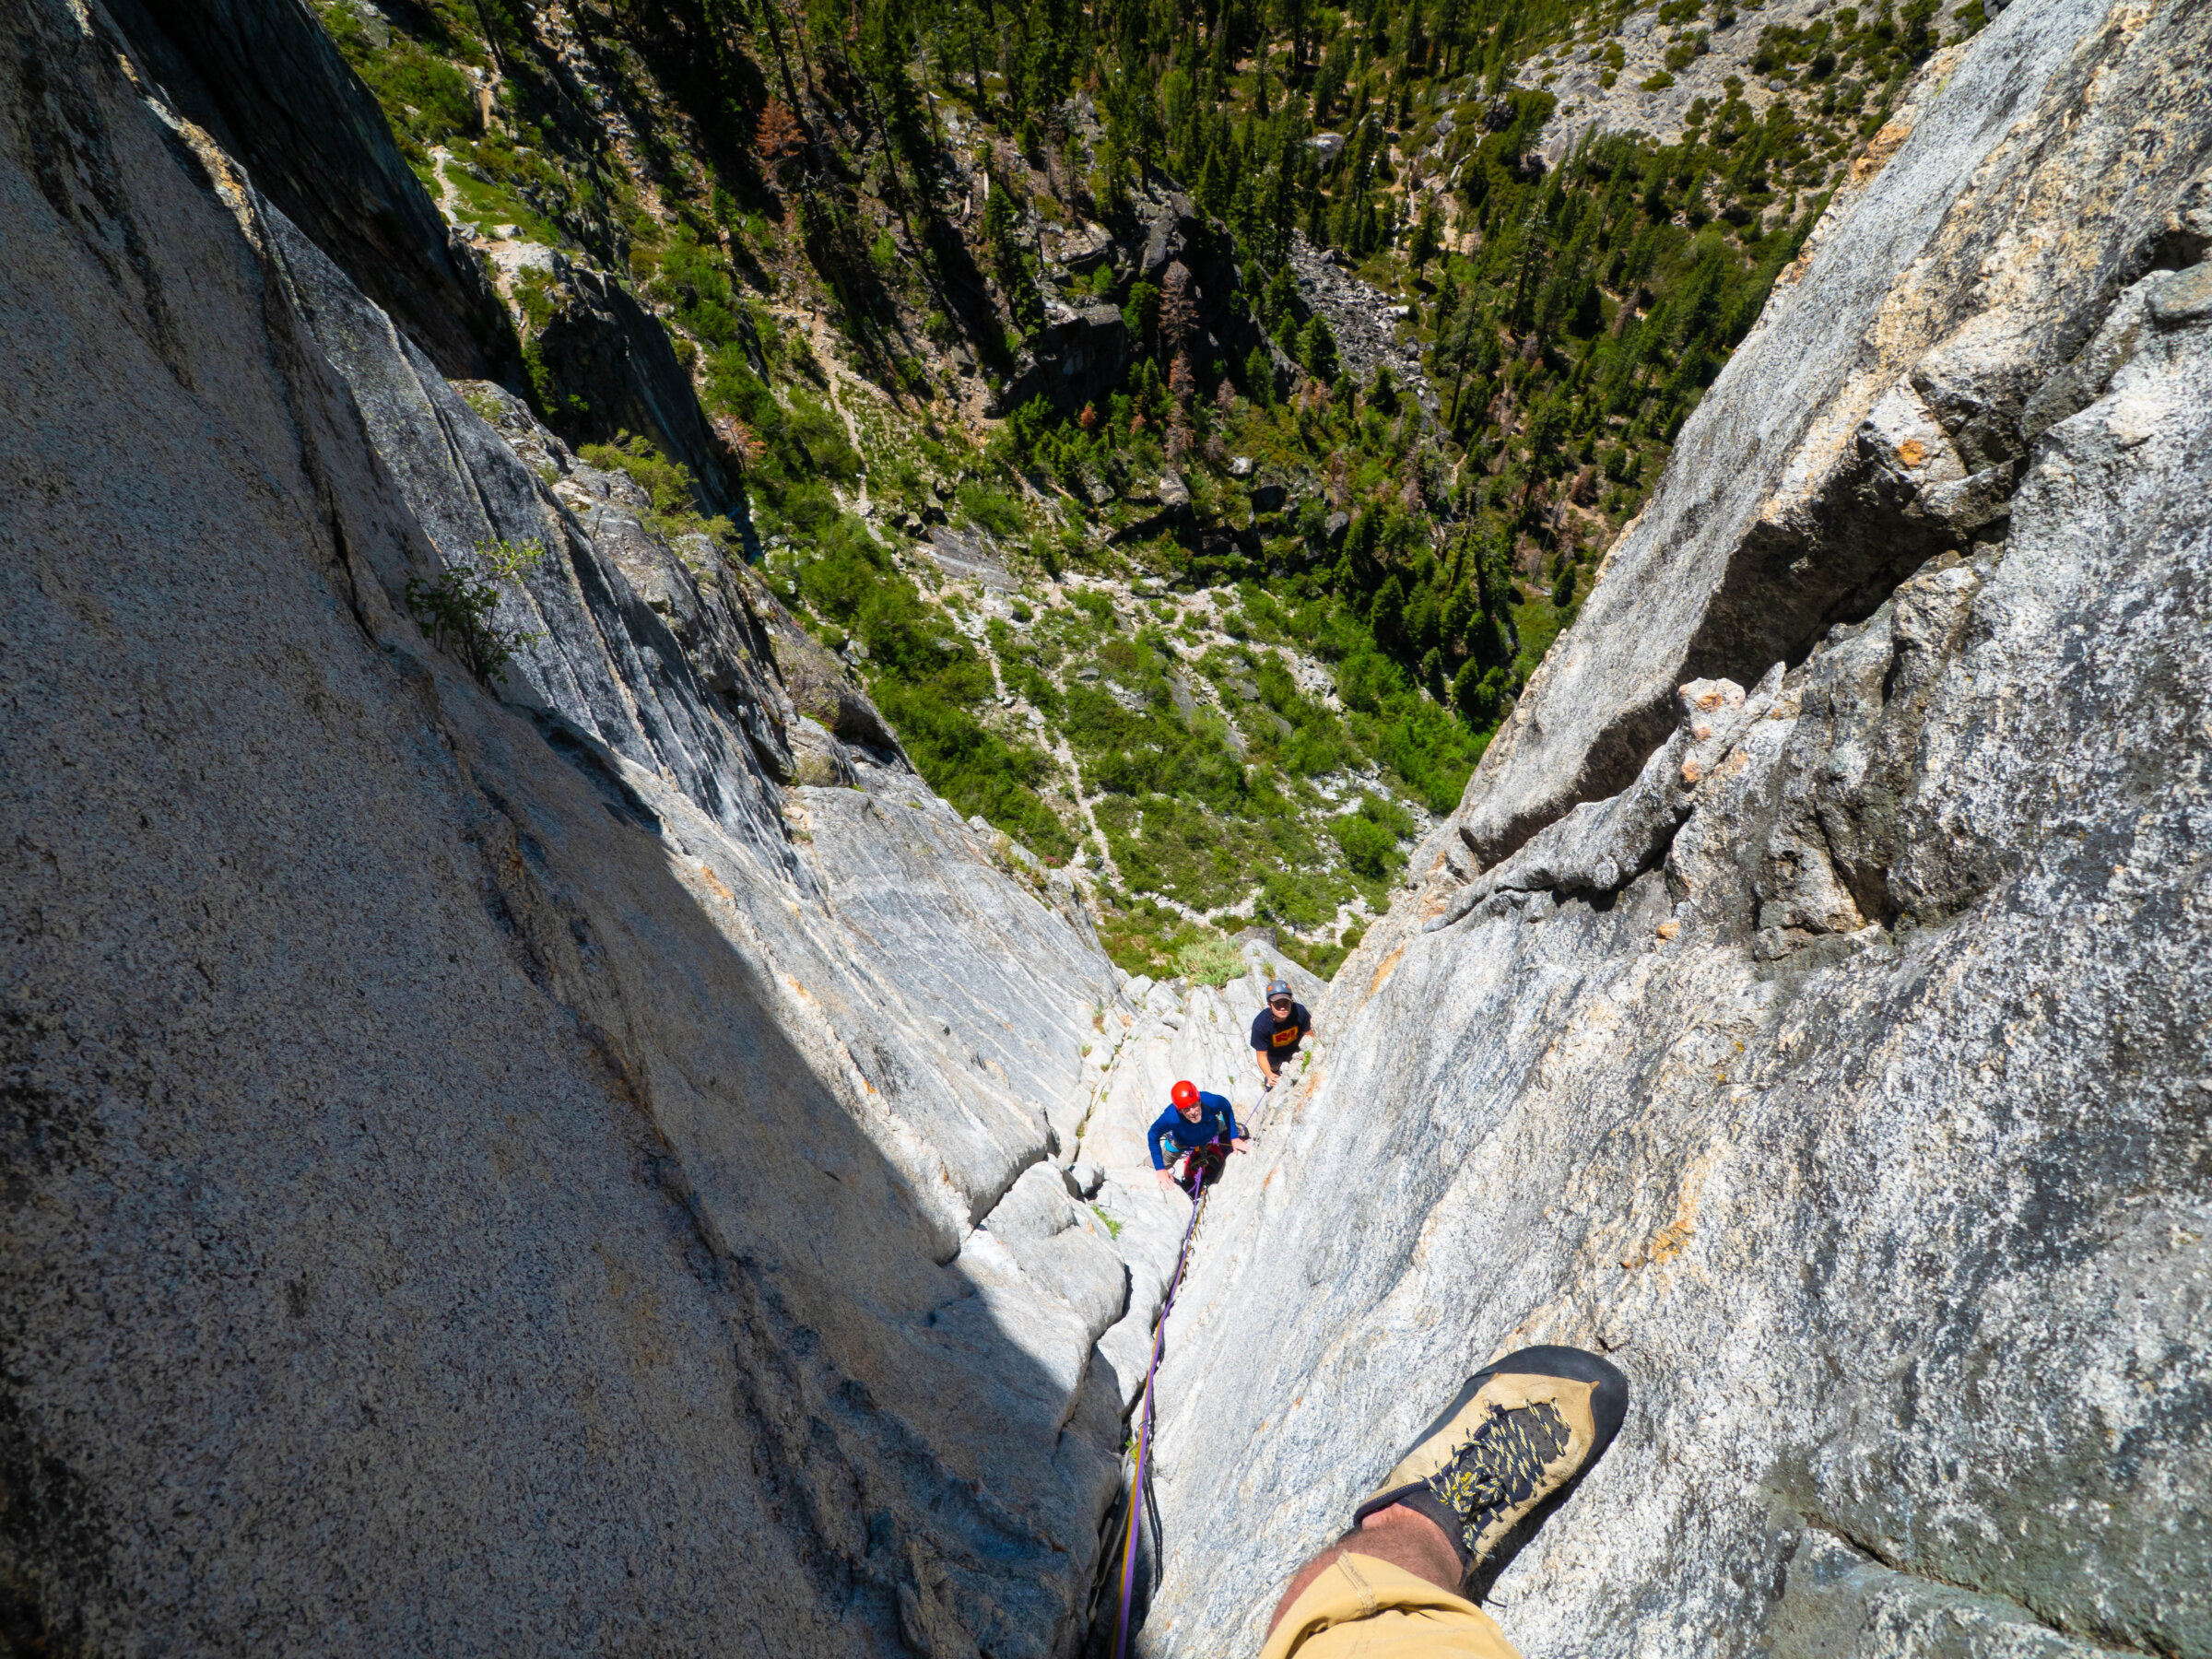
[1288,233,1437,408]
[111,0,515,377]
[269,215,793,860]
[1459,0,2212,868]
[1015,177,1267,414]
[996,300,1133,417]
[528,256,743,513]
[764,598,912,759]
[1141,3,2211,1656]
[0,4,1147,1652]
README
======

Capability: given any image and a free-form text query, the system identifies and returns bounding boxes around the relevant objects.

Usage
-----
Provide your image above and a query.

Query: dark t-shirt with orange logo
[1250,1002,1312,1061]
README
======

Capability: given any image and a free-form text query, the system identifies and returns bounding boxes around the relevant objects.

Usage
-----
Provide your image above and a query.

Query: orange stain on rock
[1370,946,1406,996]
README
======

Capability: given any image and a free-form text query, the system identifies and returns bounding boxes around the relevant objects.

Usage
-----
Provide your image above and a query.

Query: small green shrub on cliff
[1172,933,1246,987]
[578,436,737,551]
[1331,794,1416,879]
[406,538,545,685]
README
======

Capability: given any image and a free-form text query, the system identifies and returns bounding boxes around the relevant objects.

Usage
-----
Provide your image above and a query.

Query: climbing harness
[1108,1147,1216,1659]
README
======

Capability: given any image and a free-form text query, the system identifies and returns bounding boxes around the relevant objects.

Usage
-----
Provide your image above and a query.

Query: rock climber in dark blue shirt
[1148,1079,1248,1194]
[1250,978,1312,1092]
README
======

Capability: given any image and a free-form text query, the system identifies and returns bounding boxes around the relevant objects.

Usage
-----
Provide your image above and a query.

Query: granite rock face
[1141,3,2211,1656]
[268,214,795,865]
[1459,0,2212,868]
[0,4,1139,1651]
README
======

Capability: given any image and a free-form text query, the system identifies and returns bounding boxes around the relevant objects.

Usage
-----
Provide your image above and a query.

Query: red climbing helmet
[1171,1079,1200,1110]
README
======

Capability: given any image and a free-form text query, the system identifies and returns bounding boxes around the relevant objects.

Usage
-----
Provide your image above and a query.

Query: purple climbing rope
[1111,1152,1215,1659]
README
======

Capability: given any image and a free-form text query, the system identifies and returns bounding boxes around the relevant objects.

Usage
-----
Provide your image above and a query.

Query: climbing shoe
[1351,1345,1628,1579]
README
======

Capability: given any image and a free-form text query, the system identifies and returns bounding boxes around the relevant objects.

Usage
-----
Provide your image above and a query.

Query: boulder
[1139,194,1199,278]
[788,714,857,786]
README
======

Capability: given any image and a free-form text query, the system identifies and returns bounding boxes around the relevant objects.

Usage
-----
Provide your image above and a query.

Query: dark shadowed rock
[110,0,513,377]
[993,302,1131,416]
[532,261,740,514]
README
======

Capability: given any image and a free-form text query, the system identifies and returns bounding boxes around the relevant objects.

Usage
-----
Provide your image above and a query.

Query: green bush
[406,538,545,685]
[320,6,477,163]
[959,479,1026,535]
[1171,934,1246,987]
[786,392,861,480]
[579,435,697,517]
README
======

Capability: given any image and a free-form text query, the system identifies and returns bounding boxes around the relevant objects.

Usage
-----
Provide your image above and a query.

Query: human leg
[1257,1547,1522,1659]
[1255,1347,1629,1658]
[1264,1503,1463,1635]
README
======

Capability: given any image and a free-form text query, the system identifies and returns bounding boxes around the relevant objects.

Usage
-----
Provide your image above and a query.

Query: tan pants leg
[1255,1554,1524,1659]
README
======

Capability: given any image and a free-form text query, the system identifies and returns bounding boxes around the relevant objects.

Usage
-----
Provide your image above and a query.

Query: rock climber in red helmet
[1147,1079,1248,1194]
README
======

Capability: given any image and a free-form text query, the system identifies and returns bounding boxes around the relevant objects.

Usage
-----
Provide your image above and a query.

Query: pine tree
[1160,263,1201,361]
[1397,0,1425,72]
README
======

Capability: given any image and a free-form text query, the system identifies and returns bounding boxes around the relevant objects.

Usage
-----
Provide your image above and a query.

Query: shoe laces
[1425,1401,1570,1547]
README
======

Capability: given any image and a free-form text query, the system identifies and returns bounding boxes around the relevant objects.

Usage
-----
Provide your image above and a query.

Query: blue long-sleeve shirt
[1147,1092,1241,1168]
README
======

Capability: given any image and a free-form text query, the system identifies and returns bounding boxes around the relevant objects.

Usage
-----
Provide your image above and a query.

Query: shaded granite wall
[0,3,1138,1651]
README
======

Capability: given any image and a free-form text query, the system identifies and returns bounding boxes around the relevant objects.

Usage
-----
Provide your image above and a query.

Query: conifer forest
[323,0,1983,974]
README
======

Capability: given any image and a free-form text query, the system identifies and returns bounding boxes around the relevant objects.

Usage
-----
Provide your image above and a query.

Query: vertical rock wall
[1141,2,2212,1655]
[0,2,1142,1651]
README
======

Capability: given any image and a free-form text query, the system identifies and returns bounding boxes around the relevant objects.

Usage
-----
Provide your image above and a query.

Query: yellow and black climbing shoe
[1351,1346,1628,1580]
